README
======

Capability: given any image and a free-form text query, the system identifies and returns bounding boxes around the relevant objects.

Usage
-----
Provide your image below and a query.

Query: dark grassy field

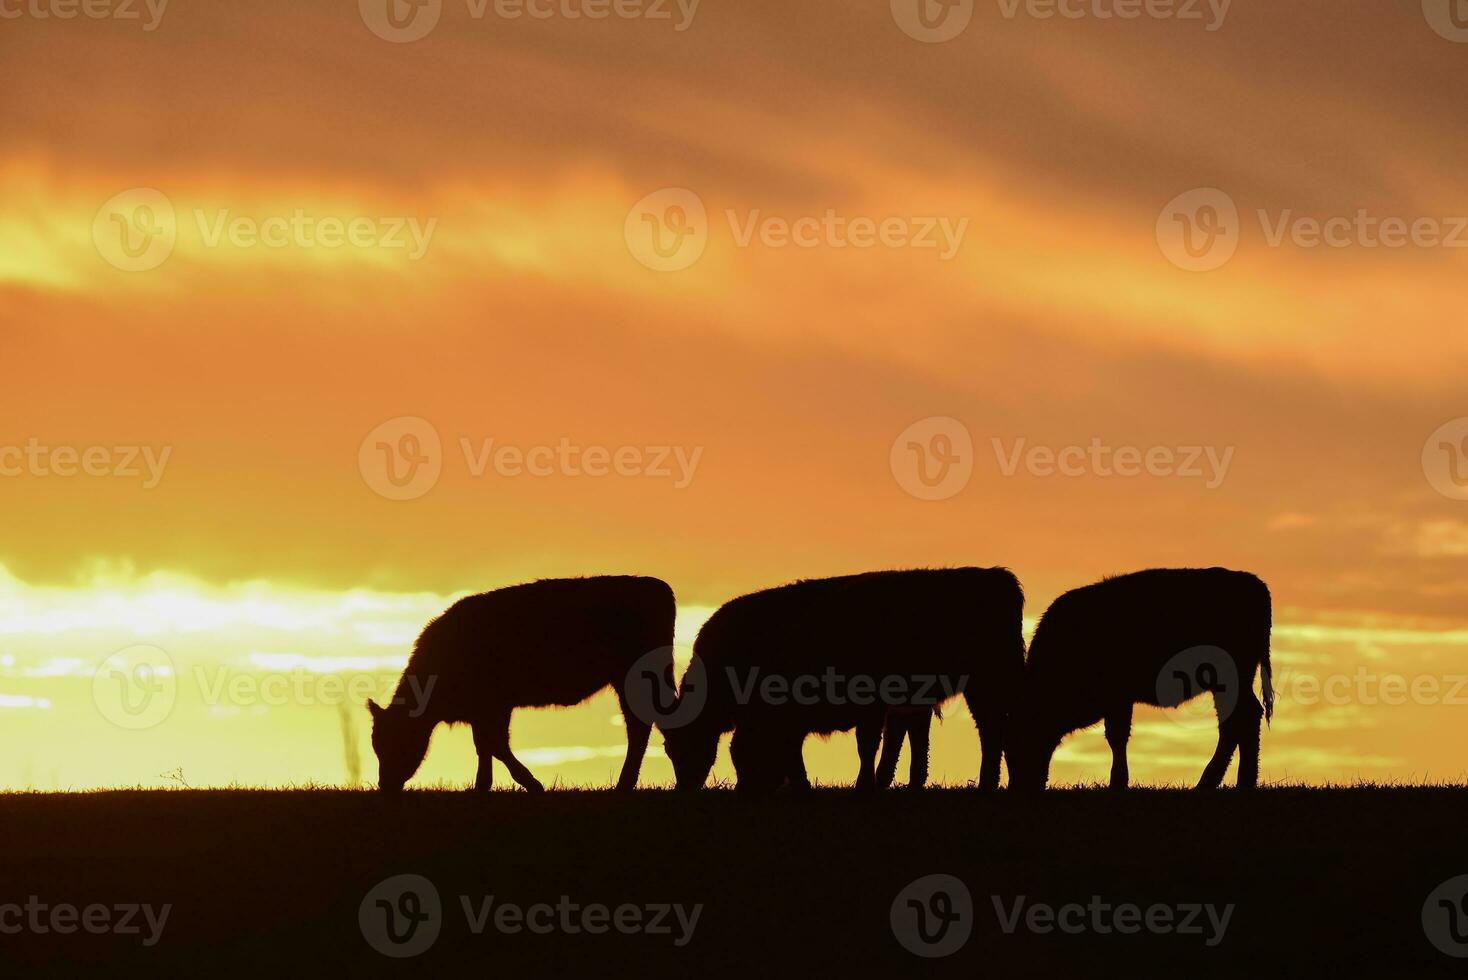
[2,787,1466,976]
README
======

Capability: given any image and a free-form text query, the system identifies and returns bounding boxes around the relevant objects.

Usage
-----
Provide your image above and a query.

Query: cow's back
[410,576,675,712]
[695,567,1022,730]
[1028,567,1270,697]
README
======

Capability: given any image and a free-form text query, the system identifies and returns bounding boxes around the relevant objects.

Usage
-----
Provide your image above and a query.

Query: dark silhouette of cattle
[875,706,935,788]
[1006,567,1274,792]
[661,568,1025,792]
[760,705,938,790]
[367,575,675,793]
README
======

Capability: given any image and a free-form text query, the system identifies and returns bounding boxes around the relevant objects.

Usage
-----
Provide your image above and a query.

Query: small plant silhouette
[159,766,191,789]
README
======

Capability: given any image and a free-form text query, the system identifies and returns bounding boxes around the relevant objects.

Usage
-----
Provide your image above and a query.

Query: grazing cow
[661,568,1025,792]
[874,706,936,789]
[367,576,675,793]
[1005,567,1274,792]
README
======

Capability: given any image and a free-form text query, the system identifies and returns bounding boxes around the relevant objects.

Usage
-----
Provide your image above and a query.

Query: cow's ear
[366,699,384,719]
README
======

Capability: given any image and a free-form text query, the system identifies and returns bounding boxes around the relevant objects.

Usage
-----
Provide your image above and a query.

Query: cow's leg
[908,710,931,789]
[1196,691,1241,790]
[1104,704,1133,790]
[975,703,1004,792]
[784,729,811,790]
[964,688,1004,791]
[478,707,545,793]
[470,722,495,792]
[613,687,652,792]
[731,724,780,794]
[1234,691,1264,789]
[875,713,906,788]
[855,716,883,790]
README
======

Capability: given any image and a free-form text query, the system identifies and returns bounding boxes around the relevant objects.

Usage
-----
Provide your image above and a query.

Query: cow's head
[367,699,433,793]
[661,720,718,791]
[1003,688,1063,792]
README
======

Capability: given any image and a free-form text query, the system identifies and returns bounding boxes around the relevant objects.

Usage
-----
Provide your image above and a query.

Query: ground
[1,786,1464,976]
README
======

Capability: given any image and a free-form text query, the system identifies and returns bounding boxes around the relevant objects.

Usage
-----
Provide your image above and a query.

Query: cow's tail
[1261,648,1274,727]
[1259,577,1275,727]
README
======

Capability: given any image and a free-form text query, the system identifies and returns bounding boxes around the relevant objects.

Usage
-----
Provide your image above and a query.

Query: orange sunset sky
[1,0,1466,790]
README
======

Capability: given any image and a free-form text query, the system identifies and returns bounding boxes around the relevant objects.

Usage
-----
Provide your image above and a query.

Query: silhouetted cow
[367,576,675,793]
[1006,567,1274,792]
[662,568,1025,792]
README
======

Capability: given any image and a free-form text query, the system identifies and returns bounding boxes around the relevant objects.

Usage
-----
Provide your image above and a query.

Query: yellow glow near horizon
[0,566,1465,790]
